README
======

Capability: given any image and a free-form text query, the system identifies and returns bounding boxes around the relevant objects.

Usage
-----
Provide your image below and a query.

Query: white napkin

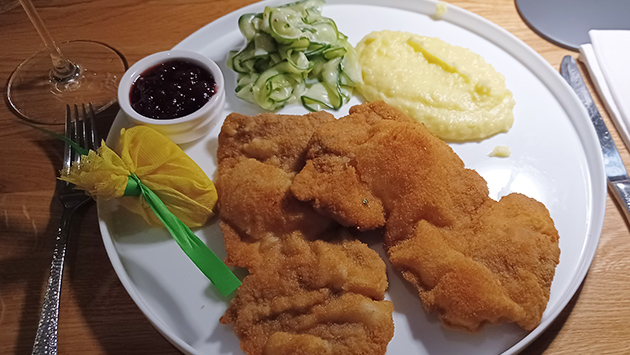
[579,30,630,150]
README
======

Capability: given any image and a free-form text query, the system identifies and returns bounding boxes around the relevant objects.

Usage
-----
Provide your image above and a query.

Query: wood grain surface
[1,0,629,354]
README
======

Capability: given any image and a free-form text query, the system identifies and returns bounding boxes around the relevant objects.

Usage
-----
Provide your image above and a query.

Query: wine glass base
[7,40,128,125]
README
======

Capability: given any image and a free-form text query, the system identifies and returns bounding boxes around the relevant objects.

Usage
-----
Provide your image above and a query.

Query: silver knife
[560,55,630,222]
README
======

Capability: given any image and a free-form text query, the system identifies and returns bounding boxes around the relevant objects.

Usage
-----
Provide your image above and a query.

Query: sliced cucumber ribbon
[227,0,361,111]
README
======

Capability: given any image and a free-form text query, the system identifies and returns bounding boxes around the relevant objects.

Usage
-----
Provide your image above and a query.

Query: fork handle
[32,208,75,355]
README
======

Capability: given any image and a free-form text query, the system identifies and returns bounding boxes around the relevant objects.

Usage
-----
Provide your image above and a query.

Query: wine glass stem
[18,0,79,81]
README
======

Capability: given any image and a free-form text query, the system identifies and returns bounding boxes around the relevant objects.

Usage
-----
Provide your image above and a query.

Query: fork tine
[80,104,89,150]
[85,103,98,151]
[62,105,73,175]
[71,104,83,165]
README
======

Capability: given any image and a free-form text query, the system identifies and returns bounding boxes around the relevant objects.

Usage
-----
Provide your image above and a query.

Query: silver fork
[32,104,98,355]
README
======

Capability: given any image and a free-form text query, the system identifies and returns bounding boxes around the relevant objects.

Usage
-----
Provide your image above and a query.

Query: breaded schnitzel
[217,111,336,269]
[291,101,560,332]
[389,193,559,331]
[218,158,333,269]
[216,110,395,354]
[220,235,394,355]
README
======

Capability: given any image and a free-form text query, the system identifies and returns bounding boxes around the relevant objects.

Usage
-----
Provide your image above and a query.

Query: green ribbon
[125,173,241,297]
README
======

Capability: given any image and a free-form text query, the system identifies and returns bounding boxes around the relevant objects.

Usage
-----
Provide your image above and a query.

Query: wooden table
[1,0,629,353]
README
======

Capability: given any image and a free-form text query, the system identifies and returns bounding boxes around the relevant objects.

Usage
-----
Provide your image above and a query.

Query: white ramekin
[118,50,225,144]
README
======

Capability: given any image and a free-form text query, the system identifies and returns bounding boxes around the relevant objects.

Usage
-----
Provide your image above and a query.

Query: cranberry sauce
[130,59,217,119]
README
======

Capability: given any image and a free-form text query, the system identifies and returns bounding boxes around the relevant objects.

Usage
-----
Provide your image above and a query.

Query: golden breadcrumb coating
[291,101,560,332]
[217,111,336,269]
[216,109,395,354]
[220,236,394,355]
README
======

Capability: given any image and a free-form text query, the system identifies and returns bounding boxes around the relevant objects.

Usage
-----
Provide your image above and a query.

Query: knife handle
[610,180,630,223]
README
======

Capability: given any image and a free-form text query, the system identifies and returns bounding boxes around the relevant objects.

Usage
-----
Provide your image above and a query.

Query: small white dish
[118,50,225,144]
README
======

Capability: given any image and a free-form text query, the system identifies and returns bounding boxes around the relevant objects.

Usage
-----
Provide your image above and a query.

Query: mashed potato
[355,30,515,141]
[432,1,448,20]
[489,145,511,157]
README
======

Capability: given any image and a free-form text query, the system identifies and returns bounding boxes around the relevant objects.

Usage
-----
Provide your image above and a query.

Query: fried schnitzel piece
[291,101,560,332]
[217,111,336,269]
[389,193,559,331]
[218,158,333,268]
[292,102,488,234]
[289,102,413,230]
[216,109,395,354]
[220,235,394,355]
[218,110,335,172]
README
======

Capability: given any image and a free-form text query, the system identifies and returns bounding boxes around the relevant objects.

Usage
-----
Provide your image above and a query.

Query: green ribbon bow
[124,173,241,297]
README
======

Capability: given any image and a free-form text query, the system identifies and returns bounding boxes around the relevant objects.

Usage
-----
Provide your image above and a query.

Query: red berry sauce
[130,59,217,119]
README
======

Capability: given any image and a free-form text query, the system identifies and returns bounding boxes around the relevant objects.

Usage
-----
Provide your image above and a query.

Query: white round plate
[98,0,606,354]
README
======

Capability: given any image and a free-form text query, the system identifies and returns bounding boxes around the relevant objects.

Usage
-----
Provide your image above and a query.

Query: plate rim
[98,0,607,354]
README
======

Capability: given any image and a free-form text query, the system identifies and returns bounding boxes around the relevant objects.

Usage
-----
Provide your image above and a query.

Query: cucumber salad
[227,0,361,111]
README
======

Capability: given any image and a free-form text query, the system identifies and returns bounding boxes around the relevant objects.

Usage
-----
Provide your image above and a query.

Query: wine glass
[6,0,128,125]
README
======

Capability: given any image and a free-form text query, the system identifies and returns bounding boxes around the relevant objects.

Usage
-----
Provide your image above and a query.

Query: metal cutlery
[560,55,630,223]
[32,104,98,355]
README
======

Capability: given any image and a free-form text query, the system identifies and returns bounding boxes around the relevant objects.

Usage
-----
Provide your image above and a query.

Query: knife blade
[560,55,630,222]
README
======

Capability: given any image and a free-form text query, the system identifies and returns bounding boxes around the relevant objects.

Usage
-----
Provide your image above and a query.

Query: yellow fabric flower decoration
[61,125,217,228]
[55,125,238,296]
